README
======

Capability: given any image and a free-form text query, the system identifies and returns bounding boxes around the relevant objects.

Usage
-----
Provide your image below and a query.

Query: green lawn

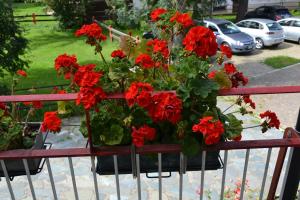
[263,56,300,69]
[13,2,46,16]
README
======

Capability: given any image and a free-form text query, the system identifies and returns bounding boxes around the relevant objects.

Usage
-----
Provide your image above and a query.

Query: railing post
[281,109,300,199]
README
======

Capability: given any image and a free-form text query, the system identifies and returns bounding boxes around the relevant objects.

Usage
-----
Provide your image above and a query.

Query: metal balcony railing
[0,86,300,200]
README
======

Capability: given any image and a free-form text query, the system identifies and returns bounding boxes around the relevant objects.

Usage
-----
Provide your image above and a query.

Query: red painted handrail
[1,86,300,103]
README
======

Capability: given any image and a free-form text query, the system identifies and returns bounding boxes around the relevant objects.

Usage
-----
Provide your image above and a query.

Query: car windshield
[266,22,282,30]
[218,22,241,34]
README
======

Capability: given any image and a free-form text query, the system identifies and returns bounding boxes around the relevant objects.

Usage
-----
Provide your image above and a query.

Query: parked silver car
[278,17,300,44]
[202,19,255,53]
[236,18,284,49]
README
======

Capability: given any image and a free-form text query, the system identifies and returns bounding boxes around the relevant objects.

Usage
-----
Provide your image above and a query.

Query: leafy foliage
[0,0,28,77]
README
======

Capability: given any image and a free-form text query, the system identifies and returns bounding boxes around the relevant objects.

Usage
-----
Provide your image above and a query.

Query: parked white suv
[236,18,284,49]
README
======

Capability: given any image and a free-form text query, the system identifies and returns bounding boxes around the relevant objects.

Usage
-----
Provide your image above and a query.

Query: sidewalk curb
[250,62,300,79]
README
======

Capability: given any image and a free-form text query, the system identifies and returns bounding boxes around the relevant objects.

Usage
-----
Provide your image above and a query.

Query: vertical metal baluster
[46,158,58,200]
[200,151,206,200]
[68,157,79,200]
[23,159,37,200]
[240,149,250,200]
[259,148,272,200]
[158,153,162,200]
[0,160,15,200]
[136,154,142,200]
[220,150,228,200]
[179,152,184,200]
[279,147,294,199]
[298,190,300,200]
[113,155,121,200]
[91,156,100,200]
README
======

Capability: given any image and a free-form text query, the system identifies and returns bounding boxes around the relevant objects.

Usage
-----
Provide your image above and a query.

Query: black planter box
[96,151,222,176]
[0,124,47,179]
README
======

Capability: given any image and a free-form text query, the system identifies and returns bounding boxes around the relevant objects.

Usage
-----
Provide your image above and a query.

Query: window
[279,20,291,26]
[208,25,218,32]
[248,21,260,29]
[236,21,247,28]
[266,22,282,30]
[292,21,300,28]
[256,7,265,14]
[218,22,241,34]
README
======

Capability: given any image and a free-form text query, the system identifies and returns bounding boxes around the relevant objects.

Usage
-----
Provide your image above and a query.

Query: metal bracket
[131,144,137,178]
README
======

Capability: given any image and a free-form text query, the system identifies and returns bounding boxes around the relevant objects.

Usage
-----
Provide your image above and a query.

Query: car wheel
[255,38,264,49]
[298,38,300,45]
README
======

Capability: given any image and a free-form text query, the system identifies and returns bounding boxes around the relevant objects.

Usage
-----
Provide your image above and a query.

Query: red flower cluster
[135,54,155,69]
[182,26,218,58]
[259,111,280,132]
[147,39,169,59]
[111,50,126,59]
[125,82,153,108]
[150,8,167,22]
[220,45,232,58]
[170,11,194,28]
[192,116,224,145]
[76,87,106,110]
[23,101,43,109]
[41,112,61,133]
[17,70,27,77]
[131,125,156,147]
[75,23,106,41]
[242,95,255,109]
[224,63,237,74]
[148,92,182,124]
[230,72,248,88]
[0,103,6,111]
[54,54,78,80]
[208,70,217,79]
[74,64,103,87]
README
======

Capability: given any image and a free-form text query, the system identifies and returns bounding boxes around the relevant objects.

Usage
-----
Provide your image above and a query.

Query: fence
[0,86,300,199]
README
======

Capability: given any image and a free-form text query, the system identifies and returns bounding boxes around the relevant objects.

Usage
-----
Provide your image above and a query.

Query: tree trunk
[235,0,248,22]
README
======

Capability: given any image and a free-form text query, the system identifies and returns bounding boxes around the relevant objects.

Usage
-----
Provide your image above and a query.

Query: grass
[12,2,46,16]
[263,56,300,69]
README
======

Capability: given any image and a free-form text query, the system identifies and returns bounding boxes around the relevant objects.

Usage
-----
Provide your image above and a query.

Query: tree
[0,0,28,77]
[235,0,249,22]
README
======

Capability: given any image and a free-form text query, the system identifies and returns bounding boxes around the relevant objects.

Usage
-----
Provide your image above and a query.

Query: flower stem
[222,103,236,113]
[99,51,107,64]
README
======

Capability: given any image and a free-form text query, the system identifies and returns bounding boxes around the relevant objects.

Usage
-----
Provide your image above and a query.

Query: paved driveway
[230,41,300,78]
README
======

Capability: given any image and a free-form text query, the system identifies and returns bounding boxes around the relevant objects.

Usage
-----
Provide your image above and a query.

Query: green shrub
[44,0,91,29]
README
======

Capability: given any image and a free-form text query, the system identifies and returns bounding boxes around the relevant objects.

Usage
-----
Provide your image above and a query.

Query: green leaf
[103,124,124,145]
[213,71,232,89]
[182,135,200,156]
[224,114,243,139]
[189,78,219,98]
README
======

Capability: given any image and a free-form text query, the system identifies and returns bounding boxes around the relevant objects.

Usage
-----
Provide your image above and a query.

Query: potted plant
[53,8,280,176]
[0,71,62,179]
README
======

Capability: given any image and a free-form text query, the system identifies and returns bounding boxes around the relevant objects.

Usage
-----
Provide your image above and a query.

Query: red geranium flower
[54,54,78,80]
[242,95,255,109]
[125,82,153,108]
[147,92,182,124]
[170,12,194,28]
[0,102,6,111]
[135,54,155,69]
[76,87,106,110]
[150,8,167,22]
[74,64,103,87]
[182,26,218,58]
[259,110,280,132]
[75,23,106,41]
[220,45,232,58]
[147,39,170,59]
[224,63,237,74]
[41,111,61,133]
[208,70,217,79]
[230,72,248,88]
[17,70,27,77]
[192,116,224,145]
[23,101,43,109]
[132,125,156,147]
[111,50,126,59]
